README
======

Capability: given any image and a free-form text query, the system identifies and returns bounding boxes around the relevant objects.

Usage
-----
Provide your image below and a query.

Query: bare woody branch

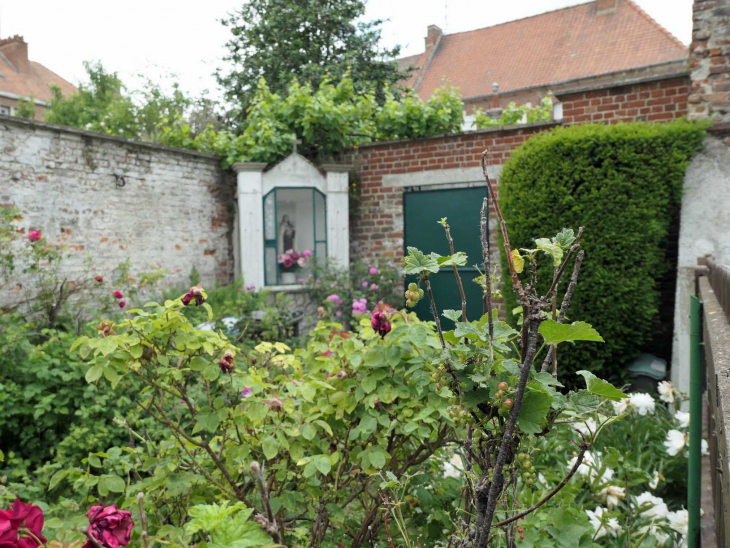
[443,221,468,322]
[480,198,494,342]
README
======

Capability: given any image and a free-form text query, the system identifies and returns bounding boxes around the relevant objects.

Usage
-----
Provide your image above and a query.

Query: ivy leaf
[576,370,627,402]
[443,309,462,322]
[535,238,564,267]
[402,247,439,275]
[437,252,468,267]
[539,321,604,345]
[517,391,551,434]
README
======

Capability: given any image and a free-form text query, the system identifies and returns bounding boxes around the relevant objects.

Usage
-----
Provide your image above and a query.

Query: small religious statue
[279,214,296,253]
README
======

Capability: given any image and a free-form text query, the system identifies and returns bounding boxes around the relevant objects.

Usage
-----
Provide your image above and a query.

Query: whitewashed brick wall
[0,115,235,303]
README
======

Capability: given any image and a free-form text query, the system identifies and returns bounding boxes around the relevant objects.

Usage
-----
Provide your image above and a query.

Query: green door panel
[403,186,488,328]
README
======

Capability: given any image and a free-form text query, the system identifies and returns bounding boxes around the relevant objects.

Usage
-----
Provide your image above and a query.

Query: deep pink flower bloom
[303,249,312,257]
[83,505,133,548]
[27,231,41,242]
[118,301,126,308]
[0,498,46,548]
[112,290,123,299]
[336,311,342,317]
[182,283,205,306]
[371,310,391,339]
[362,281,368,288]
[246,285,255,292]
[326,294,342,307]
[241,387,253,398]
[369,267,378,275]
[370,283,378,290]
[94,275,103,283]
[219,349,235,374]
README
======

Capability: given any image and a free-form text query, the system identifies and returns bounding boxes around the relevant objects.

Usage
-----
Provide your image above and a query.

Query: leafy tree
[15,95,36,119]
[217,0,406,116]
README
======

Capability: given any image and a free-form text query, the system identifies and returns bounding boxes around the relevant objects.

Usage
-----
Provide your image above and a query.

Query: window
[263,188,326,285]
[0,105,10,115]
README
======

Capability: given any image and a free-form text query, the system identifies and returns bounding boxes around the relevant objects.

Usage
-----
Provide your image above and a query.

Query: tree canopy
[216,0,407,117]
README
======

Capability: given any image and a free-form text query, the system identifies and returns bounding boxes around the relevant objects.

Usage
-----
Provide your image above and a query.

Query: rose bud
[94,275,103,283]
[118,300,126,308]
[112,290,124,299]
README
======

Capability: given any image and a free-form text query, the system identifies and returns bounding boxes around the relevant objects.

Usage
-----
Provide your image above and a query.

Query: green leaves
[539,320,604,345]
[576,370,627,402]
[186,501,271,547]
[402,247,439,276]
[517,391,551,434]
[443,309,462,322]
[436,252,468,267]
[534,238,564,267]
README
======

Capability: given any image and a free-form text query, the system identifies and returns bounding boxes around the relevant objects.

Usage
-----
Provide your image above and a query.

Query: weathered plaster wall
[0,115,235,303]
[671,136,730,393]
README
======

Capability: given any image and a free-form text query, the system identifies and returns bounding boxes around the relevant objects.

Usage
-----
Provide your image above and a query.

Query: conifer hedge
[499,121,707,386]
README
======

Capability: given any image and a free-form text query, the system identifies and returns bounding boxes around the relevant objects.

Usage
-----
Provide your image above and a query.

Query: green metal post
[688,294,702,548]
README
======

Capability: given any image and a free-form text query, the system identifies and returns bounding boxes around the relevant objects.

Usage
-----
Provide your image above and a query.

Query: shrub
[305,258,403,325]
[499,121,707,386]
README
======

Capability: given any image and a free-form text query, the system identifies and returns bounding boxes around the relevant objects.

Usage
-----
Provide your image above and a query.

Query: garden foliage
[498,121,707,385]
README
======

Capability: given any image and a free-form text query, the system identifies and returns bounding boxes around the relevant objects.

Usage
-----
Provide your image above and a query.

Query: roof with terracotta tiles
[406,0,687,101]
[0,37,76,102]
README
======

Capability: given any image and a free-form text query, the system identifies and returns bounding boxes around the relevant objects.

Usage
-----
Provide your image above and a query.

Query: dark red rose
[182,283,205,306]
[112,290,124,299]
[0,498,46,548]
[118,300,126,308]
[83,505,133,548]
[219,349,235,373]
[94,275,103,283]
[370,310,391,339]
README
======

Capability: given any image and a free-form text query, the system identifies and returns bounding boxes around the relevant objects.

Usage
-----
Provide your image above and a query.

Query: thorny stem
[444,222,468,322]
[541,250,585,374]
[477,316,542,547]
[492,440,590,527]
[481,150,523,297]
[480,198,494,346]
[137,492,151,548]
[251,461,281,544]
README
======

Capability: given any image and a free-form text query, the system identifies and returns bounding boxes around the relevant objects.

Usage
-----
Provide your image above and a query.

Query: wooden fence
[699,256,730,545]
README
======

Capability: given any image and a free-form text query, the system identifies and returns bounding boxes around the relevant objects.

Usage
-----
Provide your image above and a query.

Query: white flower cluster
[664,409,709,457]
[568,450,614,485]
[658,380,685,403]
[612,392,656,416]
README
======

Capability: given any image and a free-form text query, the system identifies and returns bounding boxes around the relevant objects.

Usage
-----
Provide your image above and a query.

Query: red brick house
[399,0,688,116]
[0,35,77,119]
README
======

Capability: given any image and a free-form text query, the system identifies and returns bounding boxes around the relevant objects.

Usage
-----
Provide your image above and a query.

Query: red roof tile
[408,0,687,101]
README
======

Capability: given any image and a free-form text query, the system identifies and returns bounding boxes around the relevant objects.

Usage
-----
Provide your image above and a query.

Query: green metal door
[403,186,488,328]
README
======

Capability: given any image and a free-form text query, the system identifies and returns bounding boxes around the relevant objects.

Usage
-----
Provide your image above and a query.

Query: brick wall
[350,122,559,261]
[557,75,689,125]
[689,0,730,140]
[0,115,235,304]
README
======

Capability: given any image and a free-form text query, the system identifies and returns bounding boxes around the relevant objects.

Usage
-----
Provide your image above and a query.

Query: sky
[0,0,693,99]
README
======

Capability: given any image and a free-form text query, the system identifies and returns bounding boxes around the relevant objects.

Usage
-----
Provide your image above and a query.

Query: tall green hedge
[499,121,707,386]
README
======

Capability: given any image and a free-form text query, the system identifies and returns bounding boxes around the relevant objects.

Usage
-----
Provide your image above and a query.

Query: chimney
[595,0,619,15]
[425,25,443,49]
[0,35,30,74]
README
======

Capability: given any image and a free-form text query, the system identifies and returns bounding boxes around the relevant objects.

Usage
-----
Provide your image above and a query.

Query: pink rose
[241,387,253,398]
[362,281,368,288]
[0,498,46,548]
[369,267,378,275]
[371,310,391,339]
[182,283,205,306]
[246,285,255,292]
[118,300,126,308]
[297,256,306,267]
[219,349,235,374]
[83,505,133,548]
[112,291,123,299]
[303,249,312,257]
[27,231,41,242]
[370,283,378,290]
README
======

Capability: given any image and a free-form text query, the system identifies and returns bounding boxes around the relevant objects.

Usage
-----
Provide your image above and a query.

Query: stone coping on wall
[354,120,561,150]
[553,69,690,99]
[0,113,223,161]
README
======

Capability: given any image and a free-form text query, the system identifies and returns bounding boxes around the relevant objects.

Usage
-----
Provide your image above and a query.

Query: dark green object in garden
[498,121,707,386]
[688,294,701,548]
[404,185,487,326]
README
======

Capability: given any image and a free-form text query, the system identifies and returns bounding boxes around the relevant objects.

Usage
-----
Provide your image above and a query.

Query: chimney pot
[492,82,499,94]
[425,25,443,49]
[0,35,30,73]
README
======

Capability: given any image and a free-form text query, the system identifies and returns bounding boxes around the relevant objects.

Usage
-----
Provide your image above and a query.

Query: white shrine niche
[232,153,351,290]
